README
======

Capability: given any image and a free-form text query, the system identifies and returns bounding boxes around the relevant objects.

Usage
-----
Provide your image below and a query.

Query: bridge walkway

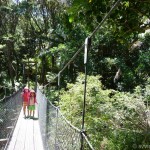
[7,106,44,150]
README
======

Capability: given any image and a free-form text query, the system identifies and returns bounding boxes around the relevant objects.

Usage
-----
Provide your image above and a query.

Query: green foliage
[59,74,150,149]
[0,0,150,149]
[0,44,6,49]
[0,0,149,91]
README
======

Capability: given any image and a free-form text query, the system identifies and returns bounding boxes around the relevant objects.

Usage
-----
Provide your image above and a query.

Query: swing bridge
[0,87,93,150]
[0,85,149,150]
[0,0,149,149]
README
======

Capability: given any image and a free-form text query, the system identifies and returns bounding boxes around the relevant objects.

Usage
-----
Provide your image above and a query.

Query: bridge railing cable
[0,86,16,102]
[0,89,22,150]
[36,87,94,150]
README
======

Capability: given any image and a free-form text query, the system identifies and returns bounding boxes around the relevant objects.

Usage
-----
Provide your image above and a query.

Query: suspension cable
[57,0,122,75]
[0,96,6,102]
[44,0,122,87]
[89,0,122,38]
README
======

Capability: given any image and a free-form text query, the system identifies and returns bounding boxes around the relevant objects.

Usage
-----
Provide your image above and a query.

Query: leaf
[69,16,74,23]
[0,6,12,12]
[0,44,6,49]
[124,1,129,7]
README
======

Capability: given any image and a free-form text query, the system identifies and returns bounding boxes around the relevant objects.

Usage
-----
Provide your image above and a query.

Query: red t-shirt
[22,91,30,102]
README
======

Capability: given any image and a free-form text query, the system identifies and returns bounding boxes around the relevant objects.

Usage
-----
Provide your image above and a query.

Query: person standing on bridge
[21,87,30,118]
[28,90,37,119]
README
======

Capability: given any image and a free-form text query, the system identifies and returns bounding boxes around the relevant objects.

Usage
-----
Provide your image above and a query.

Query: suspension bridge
[2,0,143,149]
[0,87,94,150]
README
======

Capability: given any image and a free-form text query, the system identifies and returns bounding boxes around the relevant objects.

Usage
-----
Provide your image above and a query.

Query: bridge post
[81,37,91,150]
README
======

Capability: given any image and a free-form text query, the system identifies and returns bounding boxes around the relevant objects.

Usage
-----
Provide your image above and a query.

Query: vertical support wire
[55,73,61,149]
[81,37,91,150]
[58,72,61,105]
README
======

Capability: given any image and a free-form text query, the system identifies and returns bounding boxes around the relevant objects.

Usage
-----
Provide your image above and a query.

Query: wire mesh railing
[39,1,124,149]
[54,110,81,150]
[36,87,94,150]
[36,87,47,149]
[0,89,22,150]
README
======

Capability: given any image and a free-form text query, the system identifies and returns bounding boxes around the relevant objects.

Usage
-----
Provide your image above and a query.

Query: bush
[59,74,150,150]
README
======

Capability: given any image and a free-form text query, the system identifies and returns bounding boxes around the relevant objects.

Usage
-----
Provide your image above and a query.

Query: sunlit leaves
[59,73,149,149]
[123,1,129,8]
[0,44,6,49]
[69,15,74,23]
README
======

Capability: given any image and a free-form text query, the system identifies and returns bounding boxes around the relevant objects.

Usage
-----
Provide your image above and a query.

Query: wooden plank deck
[7,106,44,150]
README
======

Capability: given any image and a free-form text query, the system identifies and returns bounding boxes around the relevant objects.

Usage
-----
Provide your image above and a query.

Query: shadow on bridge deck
[7,106,44,150]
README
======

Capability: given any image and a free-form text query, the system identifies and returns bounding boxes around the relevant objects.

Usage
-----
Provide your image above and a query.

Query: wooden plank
[7,109,24,150]
[24,119,34,150]
[33,121,44,150]
[12,111,27,150]
[7,106,44,150]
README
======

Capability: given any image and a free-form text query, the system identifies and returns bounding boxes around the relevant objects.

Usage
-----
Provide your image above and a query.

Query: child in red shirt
[21,87,30,118]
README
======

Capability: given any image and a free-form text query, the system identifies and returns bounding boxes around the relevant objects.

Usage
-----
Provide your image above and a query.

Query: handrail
[0,85,16,102]
[82,133,95,150]
[0,86,14,89]
[0,96,6,102]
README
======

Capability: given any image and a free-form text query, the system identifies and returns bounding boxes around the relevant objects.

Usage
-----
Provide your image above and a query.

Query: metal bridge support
[81,37,91,150]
